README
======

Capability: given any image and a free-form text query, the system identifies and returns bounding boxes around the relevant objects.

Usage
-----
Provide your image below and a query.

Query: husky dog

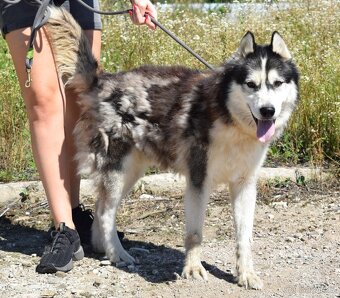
[46,7,299,289]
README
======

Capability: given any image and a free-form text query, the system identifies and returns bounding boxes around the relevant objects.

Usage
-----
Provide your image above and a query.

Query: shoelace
[49,225,70,254]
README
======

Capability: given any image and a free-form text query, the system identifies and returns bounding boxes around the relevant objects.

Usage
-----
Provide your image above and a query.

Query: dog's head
[226,31,299,143]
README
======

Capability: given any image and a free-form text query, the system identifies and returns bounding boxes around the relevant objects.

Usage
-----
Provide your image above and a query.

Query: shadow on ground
[0,217,236,285]
[0,217,47,256]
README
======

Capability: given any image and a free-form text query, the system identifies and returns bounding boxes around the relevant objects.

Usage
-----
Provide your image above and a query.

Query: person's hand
[129,0,157,30]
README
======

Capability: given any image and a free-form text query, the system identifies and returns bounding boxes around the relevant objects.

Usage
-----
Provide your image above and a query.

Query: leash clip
[25,46,34,88]
[25,68,32,88]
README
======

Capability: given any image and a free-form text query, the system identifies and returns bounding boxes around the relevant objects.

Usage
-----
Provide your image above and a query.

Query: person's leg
[6,27,75,229]
[5,26,101,227]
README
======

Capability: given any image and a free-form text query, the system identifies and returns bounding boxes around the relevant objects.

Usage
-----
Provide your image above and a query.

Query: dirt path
[0,179,339,298]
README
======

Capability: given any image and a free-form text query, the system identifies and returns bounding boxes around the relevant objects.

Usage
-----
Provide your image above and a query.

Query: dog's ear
[271,31,292,60]
[237,31,256,58]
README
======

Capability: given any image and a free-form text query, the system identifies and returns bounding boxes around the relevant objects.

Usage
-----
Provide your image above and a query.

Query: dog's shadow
[0,218,235,285]
[88,237,236,284]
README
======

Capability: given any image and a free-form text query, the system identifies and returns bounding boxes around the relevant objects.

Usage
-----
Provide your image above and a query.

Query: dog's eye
[246,81,257,89]
[273,80,283,88]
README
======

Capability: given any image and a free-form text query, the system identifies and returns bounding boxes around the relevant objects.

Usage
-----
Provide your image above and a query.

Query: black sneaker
[48,204,124,245]
[72,204,94,245]
[37,223,84,274]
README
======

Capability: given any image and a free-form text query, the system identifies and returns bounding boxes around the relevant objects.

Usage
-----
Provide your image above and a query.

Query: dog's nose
[260,106,275,118]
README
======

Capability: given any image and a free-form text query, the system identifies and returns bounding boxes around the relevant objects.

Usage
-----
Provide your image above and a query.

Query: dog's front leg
[182,182,210,280]
[229,178,263,290]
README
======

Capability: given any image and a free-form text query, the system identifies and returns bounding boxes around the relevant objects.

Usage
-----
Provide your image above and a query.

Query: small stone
[100,260,111,266]
[29,197,38,204]
[41,291,57,298]
[271,201,288,208]
[55,271,67,278]
[21,260,33,267]
[285,237,295,243]
[93,280,101,287]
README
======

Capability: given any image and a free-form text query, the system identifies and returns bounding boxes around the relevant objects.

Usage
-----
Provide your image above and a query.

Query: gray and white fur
[46,7,299,289]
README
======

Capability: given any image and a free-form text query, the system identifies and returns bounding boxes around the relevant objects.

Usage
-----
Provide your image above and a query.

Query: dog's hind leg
[229,178,263,290]
[92,148,147,264]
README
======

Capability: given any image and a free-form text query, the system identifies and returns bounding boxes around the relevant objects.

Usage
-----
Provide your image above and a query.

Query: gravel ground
[0,175,339,298]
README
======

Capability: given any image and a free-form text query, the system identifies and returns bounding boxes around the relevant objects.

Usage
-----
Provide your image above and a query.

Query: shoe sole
[36,245,84,274]
[73,244,85,261]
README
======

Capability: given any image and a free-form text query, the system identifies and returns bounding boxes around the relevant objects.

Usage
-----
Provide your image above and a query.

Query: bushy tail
[45,6,99,92]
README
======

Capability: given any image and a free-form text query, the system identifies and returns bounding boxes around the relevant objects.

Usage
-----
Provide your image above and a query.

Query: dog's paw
[107,247,136,265]
[236,271,263,290]
[182,263,208,280]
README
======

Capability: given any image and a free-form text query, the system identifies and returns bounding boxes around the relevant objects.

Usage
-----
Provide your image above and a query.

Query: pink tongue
[257,120,275,143]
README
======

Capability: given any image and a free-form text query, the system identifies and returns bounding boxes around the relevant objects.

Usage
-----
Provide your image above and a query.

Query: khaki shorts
[0,0,102,37]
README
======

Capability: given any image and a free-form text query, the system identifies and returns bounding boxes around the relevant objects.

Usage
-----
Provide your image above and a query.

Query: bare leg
[229,178,263,289]
[5,27,101,228]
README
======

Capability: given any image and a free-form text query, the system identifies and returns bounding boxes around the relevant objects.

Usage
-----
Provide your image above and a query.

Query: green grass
[0,0,339,181]
[0,44,35,181]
